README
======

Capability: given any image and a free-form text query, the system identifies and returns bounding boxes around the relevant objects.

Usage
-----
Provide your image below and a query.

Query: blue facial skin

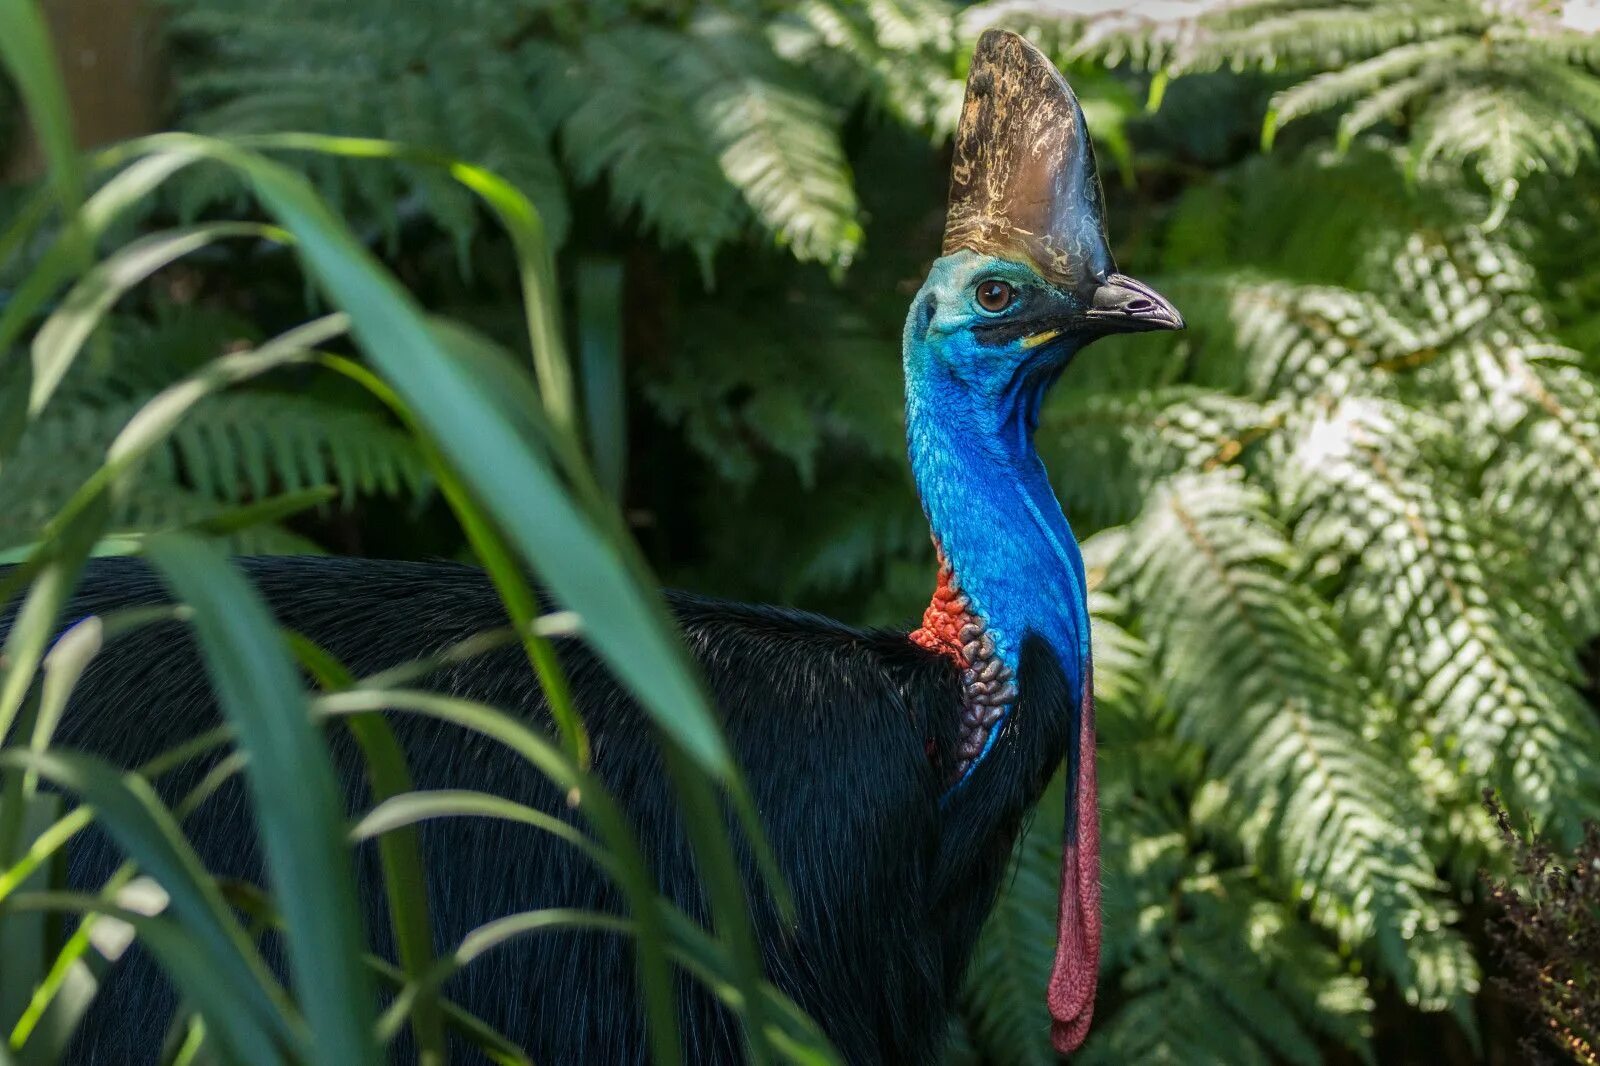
[903,251,1094,787]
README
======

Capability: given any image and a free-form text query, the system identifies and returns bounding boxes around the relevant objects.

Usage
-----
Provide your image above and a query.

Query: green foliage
[0,310,431,554]
[0,6,828,1064]
[158,0,969,271]
[1164,0,1600,208]
[8,1,1600,1063]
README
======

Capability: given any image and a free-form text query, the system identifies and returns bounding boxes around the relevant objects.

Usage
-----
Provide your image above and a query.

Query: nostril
[1124,298,1155,314]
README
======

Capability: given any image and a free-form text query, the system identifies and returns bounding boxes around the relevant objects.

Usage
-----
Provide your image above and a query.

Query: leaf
[0,749,293,1061]
[285,633,445,1066]
[29,223,285,418]
[145,536,379,1066]
[561,26,747,263]
[314,683,687,1061]
[0,0,82,213]
[7,890,286,1066]
[685,17,862,270]
[1113,473,1474,1007]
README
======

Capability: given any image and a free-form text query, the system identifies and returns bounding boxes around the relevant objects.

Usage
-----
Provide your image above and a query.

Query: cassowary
[25,30,1181,1065]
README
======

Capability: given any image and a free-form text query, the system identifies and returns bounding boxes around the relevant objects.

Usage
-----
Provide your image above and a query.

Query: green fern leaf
[1282,398,1600,829]
[687,17,862,269]
[1114,473,1472,1006]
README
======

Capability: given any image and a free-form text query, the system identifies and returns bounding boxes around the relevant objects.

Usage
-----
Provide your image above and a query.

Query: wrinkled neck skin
[904,329,1090,780]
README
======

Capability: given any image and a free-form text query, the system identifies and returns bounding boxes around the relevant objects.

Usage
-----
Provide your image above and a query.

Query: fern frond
[0,388,430,554]
[1413,84,1593,192]
[1086,862,1367,1064]
[1378,227,1600,634]
[1268,36,1471,130]
[1084,972,1275,1065]
[170,392,431,506]
[959,803,1061,1066]
[1229,282,1425,399]
[1175,2,1485,76]
[562,26,747,264]
[1481,360,1600,635]
[685,17,862,269]
[1114,473,1472,1006]
[864,0,957,54]
[784,0,963,132]
[1333,67,1456,148]
[0,402,316,554]
[1147,0,1600,207]
[1282,398,1600,828]
[785,482,927,599]
[647,281,902,484]
[166,0,570,243]
[1041,388,1281,527]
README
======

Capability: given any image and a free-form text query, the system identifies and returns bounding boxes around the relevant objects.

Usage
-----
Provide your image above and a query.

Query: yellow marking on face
[1020,328,1061,350]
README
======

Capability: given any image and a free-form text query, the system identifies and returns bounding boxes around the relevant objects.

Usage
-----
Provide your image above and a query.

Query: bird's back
[32,555,972,1065]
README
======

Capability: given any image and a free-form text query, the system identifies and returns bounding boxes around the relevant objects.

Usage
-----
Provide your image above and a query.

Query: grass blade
[0,150,207,458]
[0,501,104,748]
[224,133,576,437]
[35,315,347,547]
[0,0,81,213]
[0,185,54,277]
[29,222,285,417]
[0,794,61,1040]
[316,348,592,766]
[8,892,285,1066]
[9,741,242,1058]
[145,536,379,1066]
[0,749,293,1055]
[316,686,684,1064]
[366,957,531,1066]
[376,909,634,1044]
[350,789,605,873]
[190,486,339,538]
[284,634,445,1066]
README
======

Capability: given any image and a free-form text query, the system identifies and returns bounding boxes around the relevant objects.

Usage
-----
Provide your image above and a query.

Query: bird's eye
[975,279,1014,313]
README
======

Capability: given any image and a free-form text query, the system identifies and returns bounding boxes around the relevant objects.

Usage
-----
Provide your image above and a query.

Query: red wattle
[1047,673,1100,1055]
[910,552,974,668]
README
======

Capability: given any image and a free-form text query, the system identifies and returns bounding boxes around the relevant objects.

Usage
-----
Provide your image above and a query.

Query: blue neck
[905,355,1090,704]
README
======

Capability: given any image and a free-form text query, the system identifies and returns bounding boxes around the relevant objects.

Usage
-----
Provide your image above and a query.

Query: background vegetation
[5,0,1600,1063]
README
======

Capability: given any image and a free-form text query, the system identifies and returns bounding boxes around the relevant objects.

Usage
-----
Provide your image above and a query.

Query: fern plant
[158,0,968,271]
[1164,0,1600,212]
[958,195,1600,1061]
[0,308,431,554]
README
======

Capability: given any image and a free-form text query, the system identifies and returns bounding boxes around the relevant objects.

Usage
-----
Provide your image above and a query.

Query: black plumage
[38,555,1074,1065]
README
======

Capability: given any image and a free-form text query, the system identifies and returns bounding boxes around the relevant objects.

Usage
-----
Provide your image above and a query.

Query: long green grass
[0,3,832,1062]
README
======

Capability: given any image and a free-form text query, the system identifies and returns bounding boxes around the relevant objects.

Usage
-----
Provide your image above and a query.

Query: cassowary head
[907,30,1181,403]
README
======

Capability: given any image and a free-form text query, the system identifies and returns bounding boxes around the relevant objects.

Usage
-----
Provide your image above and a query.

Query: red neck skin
[1048,669,1100,1054]
[911,548,1101,1055]
[910,553,973,666]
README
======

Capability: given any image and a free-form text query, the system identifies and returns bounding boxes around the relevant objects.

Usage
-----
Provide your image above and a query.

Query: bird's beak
[1084,273,1184,334]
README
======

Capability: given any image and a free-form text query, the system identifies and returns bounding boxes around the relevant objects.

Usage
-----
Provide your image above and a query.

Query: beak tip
[1089,273,1183,335]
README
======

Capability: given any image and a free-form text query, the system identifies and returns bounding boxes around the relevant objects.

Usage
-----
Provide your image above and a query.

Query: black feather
[16,555,1071,1065]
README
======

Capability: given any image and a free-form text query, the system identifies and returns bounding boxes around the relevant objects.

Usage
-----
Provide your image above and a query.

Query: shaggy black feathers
[20,556,1072,1065]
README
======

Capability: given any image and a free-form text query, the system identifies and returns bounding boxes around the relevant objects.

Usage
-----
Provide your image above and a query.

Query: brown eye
[975,279,1014,312]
